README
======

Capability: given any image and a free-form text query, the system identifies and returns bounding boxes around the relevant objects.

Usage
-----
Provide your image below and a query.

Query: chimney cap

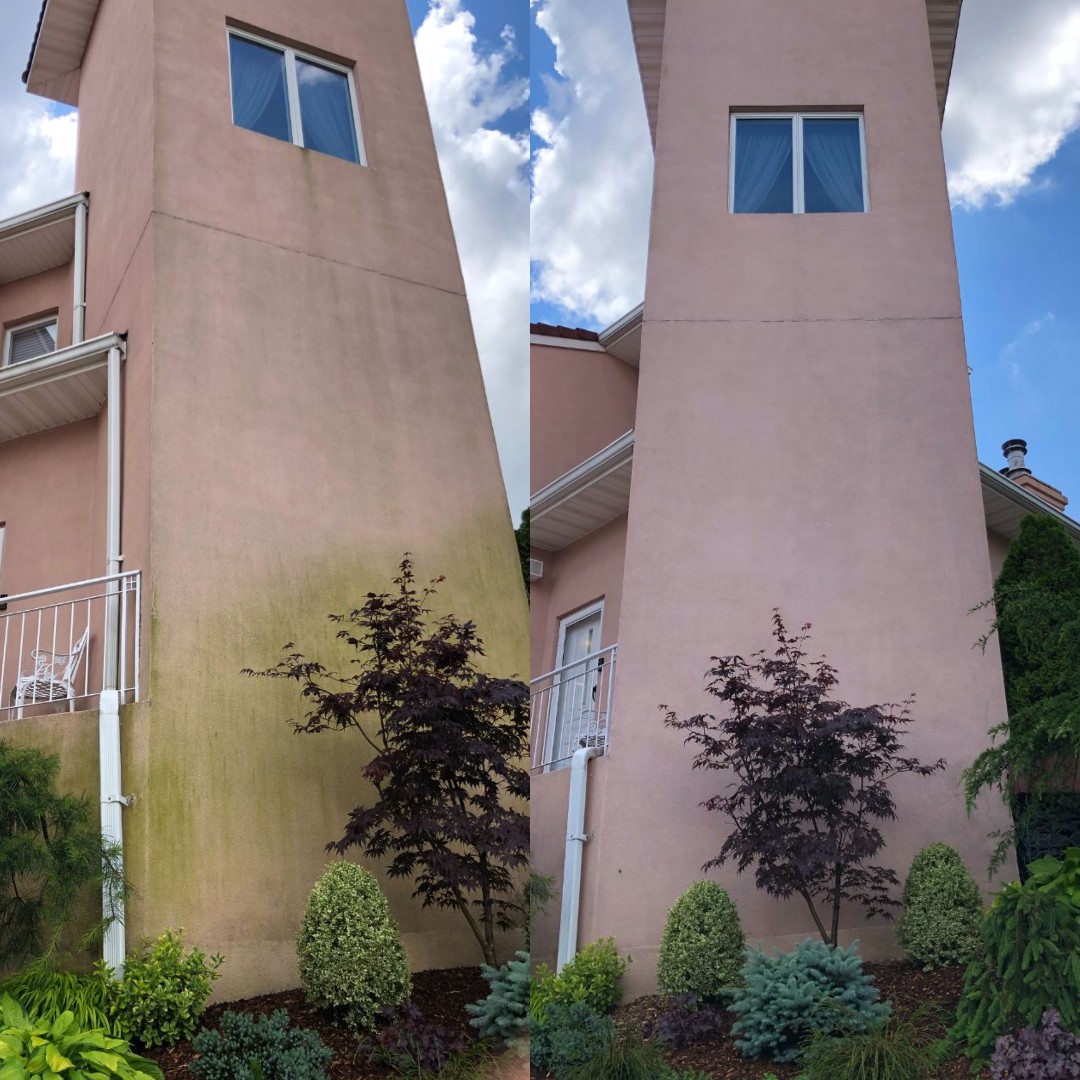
[1002,438,1028,457]
[1002,438,1032,479]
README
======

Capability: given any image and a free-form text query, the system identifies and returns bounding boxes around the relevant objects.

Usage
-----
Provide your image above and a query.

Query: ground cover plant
[962,514,1080,875]
[656,881,744,1000]
[248,556,529,966]
[989,1008,1080,1079]
[897,844,982,971]
[296,861,411,1034]
[0,740,127,966]
[662,612,945,946]
[190,1009,332,1080]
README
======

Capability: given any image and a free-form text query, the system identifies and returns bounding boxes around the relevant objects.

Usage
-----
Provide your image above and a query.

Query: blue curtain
[297,60,360,163]
[803,118,864,213]
[230,37,290,143]
[733,119,793,213]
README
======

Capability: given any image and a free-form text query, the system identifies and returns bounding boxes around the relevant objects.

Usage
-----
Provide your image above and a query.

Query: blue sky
[529,0,1080,513]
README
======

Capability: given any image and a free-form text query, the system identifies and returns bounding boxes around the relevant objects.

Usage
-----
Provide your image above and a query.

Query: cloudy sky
[1,0,530,519]
[531,0,1080,511]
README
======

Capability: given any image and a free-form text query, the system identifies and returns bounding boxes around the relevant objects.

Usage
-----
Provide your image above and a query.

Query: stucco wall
[0,265,74,355]
[530,343,638,494]
[536,0,1015,998]
[987,528,1011,580]
[61,0,528,999]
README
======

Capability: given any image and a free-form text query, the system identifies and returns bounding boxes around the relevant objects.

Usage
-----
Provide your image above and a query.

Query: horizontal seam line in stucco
[155,211,468,300]
[647,315,963,325]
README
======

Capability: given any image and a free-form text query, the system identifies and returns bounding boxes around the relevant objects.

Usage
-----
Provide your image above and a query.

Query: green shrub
[295,861,410,1032]
[800,1003,943,1079]
[109,928,223,1047]
[190,1010,331,1080]
[530,1002,615,1077]
[728,938,890,1063]
[952,880,1080,1065]
[0,994,163,1080]
[563,1029,667,1080]
[0,959,114,1033]
[656,880,745,999]
[1025,845,1080,906]
[897,843,983,970]
[532,938,629,1017]
[465,949,528,1044]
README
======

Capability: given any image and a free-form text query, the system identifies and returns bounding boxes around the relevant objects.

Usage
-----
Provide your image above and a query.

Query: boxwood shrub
[656,880,744,999]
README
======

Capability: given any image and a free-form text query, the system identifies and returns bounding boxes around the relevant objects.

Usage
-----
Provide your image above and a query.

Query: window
[3,315,58,367]
[730,113,867,214]
[228,29,366,166]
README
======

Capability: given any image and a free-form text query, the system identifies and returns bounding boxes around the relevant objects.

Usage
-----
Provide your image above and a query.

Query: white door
[547,602,603,769]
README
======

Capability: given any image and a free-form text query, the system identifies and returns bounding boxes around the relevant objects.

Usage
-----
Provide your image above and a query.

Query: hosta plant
[0,995,164,1080]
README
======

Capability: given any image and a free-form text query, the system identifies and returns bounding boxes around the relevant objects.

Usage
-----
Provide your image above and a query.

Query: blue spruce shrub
[728,938,890,1063]
[656,881,745,999]
[466,950,529,1044]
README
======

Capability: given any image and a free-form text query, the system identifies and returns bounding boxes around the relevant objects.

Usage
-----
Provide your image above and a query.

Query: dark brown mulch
[144,967,489,1080]
[534,961,988,1079]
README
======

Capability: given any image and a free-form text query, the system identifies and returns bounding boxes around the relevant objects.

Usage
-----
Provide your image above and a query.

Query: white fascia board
[532,429,635,517]
[530,334,606,352]
[598,302,644,349]
[0,192,88,239]
[0,332,125,398]
[979,463,1080,545]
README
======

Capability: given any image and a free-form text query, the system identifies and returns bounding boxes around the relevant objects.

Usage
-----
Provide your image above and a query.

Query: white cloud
[944,1,1080,208]
[414,0,530,519]
[530,0,653,328]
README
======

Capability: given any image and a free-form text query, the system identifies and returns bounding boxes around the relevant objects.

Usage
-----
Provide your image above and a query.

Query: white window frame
[3,313,59,368]
[729,112,869,214]
[227,27,367,167]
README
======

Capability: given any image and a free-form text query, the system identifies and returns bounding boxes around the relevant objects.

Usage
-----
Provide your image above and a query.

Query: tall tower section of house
[6,0,527,995]
[537,0,1011,993]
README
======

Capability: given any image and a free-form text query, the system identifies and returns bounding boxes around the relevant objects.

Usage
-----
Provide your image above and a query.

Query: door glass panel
[549,609,602,768]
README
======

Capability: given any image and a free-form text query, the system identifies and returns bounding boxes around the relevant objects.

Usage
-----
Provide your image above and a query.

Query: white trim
[3,314,59,368]
[0,193,89,241]
[530,334,606,352]
[730,111,868,214]
[226,27,368,166]
[546,600,605,769]
[531,429,635,516]
[598,302,644,348]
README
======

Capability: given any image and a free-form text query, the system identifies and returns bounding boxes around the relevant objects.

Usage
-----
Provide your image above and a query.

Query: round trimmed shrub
[295,861,411,1032]
[656,880,744,999]
[897,842,982,969]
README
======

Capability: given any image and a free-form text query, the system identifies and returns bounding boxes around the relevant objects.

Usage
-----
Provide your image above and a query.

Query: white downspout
[72,198,87,345]
[557,745,600,971]
[100,343,126,975]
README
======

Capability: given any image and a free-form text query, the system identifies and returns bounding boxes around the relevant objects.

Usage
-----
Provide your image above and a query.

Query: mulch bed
[534,961,989,1079]
[144,967,489,1080]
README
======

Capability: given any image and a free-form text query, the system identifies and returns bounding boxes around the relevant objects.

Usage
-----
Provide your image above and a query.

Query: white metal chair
[11,626,90,718]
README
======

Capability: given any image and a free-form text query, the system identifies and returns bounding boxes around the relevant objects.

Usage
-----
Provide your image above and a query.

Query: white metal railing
[531,644,618,772]
[0,572,140,719]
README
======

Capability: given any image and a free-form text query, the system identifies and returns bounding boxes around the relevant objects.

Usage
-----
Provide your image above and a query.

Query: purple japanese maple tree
[662,611,944,946]
[249,556,529,965]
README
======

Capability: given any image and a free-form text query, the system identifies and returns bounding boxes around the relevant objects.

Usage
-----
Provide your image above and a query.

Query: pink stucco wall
[530,343,638,494]
[987,528,1011,579]
[57,0,528,997]
[530,514,628,679]
[534,0,1014,998]
[0,265,74,357]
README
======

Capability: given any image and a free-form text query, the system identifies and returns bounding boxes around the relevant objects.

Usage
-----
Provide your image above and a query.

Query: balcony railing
[531,644,618,772]
[0,572,141,719]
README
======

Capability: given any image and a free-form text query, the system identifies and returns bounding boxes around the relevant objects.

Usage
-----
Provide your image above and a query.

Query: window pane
[229,36,291,143]
[733,118,793,213]
[8,321,57,365]
[297,60,360,163]
[803,118,864,213]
